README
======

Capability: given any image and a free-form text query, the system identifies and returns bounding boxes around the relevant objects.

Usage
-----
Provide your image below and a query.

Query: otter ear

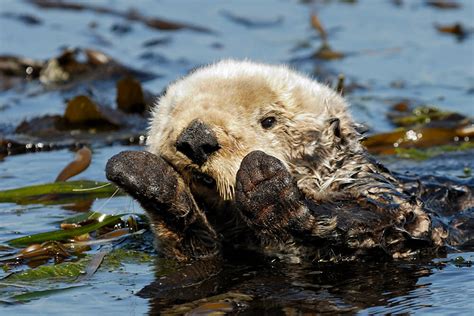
[353,122,369,135]
[327,117,341,139]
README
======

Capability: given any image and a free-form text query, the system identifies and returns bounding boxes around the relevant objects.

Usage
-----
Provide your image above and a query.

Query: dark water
[0,0,473,314]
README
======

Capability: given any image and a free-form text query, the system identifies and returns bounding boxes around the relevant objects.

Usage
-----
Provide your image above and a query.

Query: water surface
[0,0,473,314]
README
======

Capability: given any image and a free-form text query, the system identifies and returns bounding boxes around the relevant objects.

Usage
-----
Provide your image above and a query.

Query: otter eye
[260,117,276,129]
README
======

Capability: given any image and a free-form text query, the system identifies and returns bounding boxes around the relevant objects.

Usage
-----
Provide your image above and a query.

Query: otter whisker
[72,182,112,191]
[93,187,121,215]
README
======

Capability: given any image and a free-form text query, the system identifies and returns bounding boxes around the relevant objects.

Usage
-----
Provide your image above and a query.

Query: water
[0,0,473,314]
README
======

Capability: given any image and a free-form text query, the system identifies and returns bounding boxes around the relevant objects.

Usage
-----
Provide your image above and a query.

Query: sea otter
[106,60,473,263]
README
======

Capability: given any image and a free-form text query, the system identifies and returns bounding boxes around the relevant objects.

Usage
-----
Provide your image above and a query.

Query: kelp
[220,11,283,28]
[0,248,154,303]
[63,95,123,129]
[55,147,92,182]
[4,257,91,282]
[2,249,153,283]
[310,14,346,60]
[5,49,155,149]
[0,139,32,156]
[0,55,43,78]
[28,0,213,33]
[435,22,471,41]
[364,127,473,155]
[425,0,461,9]
[60,211,110,225]
[0,209,150,293]
[7,214,124,247]
[387,104,468,128]
[394,142,474,160]
[15,92,148,137]
[98,248,153,268]
[0,133,147,158]
[0,12,43,26]
[0,48,155,85]
[313,43,346,60]
[364,103,474,156]
[116,77,147,114]
[0,180,121,204]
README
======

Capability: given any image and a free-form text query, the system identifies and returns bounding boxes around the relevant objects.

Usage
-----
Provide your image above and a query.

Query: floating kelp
[310,14,346,60]
[0,56,43,90]
[7,214,123,247]
[0,180,120,204]
[0,132,147,158]
[364,104,473,156]
[0,48,156,89]
[39,48,155,85]
[116,77,147,114]
[0,12,43,26]
[2,248,152,283]
[63,95,123,128]
[1,211,146,271]
[3,241,78,266]
[363,126,473,155]
[5,58,155,147]
[0,55,155,143]
[387,104,469,128]
[12,93,148,146]
[425,0,460,9]
[0,138,72,157]
[394,142,474,160]
[28,0,213,33]
[0,248,153,303]
[13,114,141,141]
[141,37,173,48]
[55,147,92,182]
[220,10,283,28]
[0,55,43,79]
[95,248,152,268]
[311,14,328,41]
[435,22,471,41]
[313,43,346,60]
[0,139,35,157]
[1,72,154,156]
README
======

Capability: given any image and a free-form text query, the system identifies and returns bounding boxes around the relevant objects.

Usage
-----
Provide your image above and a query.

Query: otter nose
[176,119,220,166]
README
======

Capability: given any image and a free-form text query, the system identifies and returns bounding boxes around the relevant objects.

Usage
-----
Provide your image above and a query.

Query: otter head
[147,60,361,204]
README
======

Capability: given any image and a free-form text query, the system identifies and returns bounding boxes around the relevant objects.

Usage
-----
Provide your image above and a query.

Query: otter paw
[235,150,301,226]
[107,151,220,261]
[106,151,182,213]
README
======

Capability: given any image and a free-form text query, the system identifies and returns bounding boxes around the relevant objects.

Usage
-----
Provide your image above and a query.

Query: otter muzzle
[176,119,220,166]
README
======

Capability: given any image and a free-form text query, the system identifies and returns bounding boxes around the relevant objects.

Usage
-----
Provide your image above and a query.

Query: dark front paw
[106,151,180,210]
[235,151,301,229]
[106,151,220,261]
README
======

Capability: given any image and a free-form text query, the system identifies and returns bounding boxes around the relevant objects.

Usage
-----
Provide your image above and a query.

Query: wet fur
[126,60,459,262]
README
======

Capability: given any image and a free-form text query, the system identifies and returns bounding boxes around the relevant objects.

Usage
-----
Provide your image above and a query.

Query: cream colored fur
[147,59,363,202]
[145,59,445,258]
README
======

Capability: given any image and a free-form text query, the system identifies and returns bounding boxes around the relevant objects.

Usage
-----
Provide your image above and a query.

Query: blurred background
[1,0,473,126]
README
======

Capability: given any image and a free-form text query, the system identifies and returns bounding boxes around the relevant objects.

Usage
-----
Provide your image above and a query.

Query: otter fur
[106,60,472,263]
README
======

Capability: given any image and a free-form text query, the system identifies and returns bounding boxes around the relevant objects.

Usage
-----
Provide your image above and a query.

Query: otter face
[147,60,357,202]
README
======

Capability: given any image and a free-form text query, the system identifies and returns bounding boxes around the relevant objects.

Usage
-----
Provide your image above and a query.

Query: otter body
[106,60,472,263]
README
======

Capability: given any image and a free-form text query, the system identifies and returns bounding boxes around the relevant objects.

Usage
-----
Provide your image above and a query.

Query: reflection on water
[142,252,473,314]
